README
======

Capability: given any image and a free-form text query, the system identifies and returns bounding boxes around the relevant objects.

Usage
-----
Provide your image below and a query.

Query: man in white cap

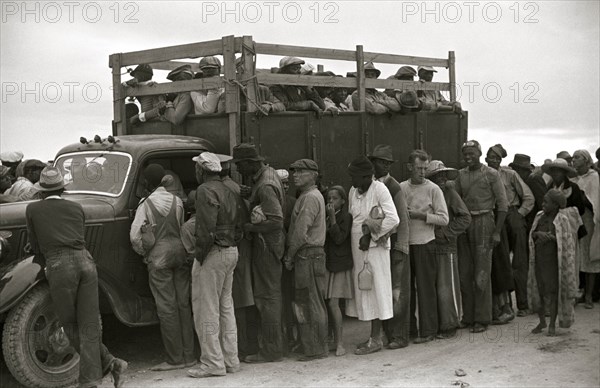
[0,150,24,183]
[130,164,195,372]
[270,56,325,116]
[26,166,128,387]
[188,152,240,378]
[417,65,462,113]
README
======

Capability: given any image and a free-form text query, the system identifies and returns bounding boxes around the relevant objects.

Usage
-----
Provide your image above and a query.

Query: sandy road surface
[2,304,599,387]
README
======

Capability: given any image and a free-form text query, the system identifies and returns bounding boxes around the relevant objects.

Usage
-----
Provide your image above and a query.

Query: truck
[0,35,467,387]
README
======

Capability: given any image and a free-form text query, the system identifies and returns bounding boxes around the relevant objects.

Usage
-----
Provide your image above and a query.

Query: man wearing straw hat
[26,166,128,388]
[351,62,401,114]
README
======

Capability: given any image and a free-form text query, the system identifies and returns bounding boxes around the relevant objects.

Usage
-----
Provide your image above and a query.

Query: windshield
[54,151,132,197]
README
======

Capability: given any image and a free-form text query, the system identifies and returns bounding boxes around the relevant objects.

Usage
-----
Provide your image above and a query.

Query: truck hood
[0,197,116,229]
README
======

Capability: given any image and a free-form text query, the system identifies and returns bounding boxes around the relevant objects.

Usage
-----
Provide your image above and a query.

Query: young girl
[325,186,354,356]
[528,189,578,336]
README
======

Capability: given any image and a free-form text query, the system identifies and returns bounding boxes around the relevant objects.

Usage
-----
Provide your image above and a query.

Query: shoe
[187,367,225,378]
[354,338,382,355]
[298,352,328,362]
[413,335,435,344]
[110,358,128,388]
[458,320,472,329]
[436,329,457,339]
[185,360,198,368]
[387,340,409,350]
[585,302,593,309]
[226,365,240,373]
[150,361,186,371]
[471,323,487,333]
[516,309,529,317]
[243,354,281,364]
[491,313,511,325]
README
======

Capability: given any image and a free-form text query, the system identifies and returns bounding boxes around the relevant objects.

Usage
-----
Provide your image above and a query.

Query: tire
[2,283,79,388]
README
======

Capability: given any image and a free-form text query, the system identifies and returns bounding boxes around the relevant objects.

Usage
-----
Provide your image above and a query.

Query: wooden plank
[152,61,201,72]
[109,54,125,136]
[448,51,456,102]
[113,38,242,68]
[124,78,224,97]
[222,36,239,156]
[255,42,448,67]
[365,79,451,91]
[242,35,258,113]
[256,74,357,88]
[356,46,366,112]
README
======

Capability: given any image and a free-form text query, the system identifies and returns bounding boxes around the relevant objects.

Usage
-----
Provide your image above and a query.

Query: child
[528,189,578,336]
[325,186,354,356]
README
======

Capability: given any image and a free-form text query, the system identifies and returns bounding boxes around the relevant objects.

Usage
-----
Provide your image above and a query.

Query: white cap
[0,151,24,163]
[192,152,222,172]
[276,169,289,180]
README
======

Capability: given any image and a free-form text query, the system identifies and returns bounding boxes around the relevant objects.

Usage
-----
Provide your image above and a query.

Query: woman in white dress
[345,156,399,355]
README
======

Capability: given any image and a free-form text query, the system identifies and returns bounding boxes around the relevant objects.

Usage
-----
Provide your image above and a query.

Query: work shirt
[181,218,195,256]
[351,89,401,114]
[417,79,451,110]
[195,176,239,263]
[455,164,508,213]
[26,196,86,256]
[130,187,184,256]
[190,88,224,115]
[399,179,449,245]
[498,167,534,217]
[323,97,350,112]
[4,177,38,201]
[269,84,326,110]
[162,92,193,126]
[286,185,326,259]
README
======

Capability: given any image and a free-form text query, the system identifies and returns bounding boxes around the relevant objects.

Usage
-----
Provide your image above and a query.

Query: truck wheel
[2,283,79,388]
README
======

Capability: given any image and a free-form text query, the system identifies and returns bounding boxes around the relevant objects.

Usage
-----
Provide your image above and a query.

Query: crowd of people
[122,55,463,128]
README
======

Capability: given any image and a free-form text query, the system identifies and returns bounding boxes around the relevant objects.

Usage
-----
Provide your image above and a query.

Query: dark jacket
[325,207,353,273]
[434,188,471,254]
[523,173,547,231]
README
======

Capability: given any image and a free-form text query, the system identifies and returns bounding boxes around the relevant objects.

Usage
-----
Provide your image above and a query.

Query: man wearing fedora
[351,62,401,114]
[368,145,411,349]
[425,160,471,338]
[455,140,508,333]
[486,144,534,320]
[191,56,224,115]
[284,159,328,361]
[270,56,325,116]
[417,65,462,114]
[232,143,286,363]
[26,166,127,388]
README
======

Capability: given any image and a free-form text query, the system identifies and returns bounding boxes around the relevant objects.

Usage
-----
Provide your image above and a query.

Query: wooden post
[110,54,126,136]
[317,64,324,72]
[449,51,456,102]
[356,45,366,112]
[242,35,258,114]
[222,35,239,155]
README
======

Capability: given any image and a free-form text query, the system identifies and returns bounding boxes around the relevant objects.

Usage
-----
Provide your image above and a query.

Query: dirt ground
[2,303,599,388]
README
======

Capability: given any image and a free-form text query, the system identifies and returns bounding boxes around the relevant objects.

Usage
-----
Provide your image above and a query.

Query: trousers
[410,242,439,337]
[506,208,530,310]
[383,249,411,344]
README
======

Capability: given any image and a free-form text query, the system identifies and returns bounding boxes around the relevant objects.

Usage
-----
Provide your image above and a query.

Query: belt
[470,209,492,215]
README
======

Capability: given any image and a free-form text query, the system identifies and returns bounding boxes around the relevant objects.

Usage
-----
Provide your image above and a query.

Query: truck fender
[0,255,45,314]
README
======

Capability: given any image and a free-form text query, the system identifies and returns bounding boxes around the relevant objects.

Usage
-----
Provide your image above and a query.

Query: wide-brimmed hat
[130,64,153,78]
[167,64,194,81]
[398,90,419,109]
[231,143,265,162]
[542,158,577,176]
[33,166,66,192]
[509,154,535,171]
[425,160,458,180]
[364,62,381,78]
[368,145,395,162]
[289,159,319,172]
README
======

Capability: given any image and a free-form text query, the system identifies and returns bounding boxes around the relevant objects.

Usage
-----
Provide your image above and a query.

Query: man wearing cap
[270,56,326,116]
[426,160,471,338]
[26,166,127,387]
[400,150,449,344]
[284,159,328,361]
[384,66,417,97]
[455,140,508,333]
[368,145,411,349]
[130,164,195,372]
[232,143,286,363]
[187,152,240,378]
[0,150,24,184]
[417,66,462,113]
[345,156,399,355]
[351,62,401,114]
[191,56,225,115]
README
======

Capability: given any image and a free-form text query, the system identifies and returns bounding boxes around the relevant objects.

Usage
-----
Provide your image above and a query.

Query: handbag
[357,253,373,291]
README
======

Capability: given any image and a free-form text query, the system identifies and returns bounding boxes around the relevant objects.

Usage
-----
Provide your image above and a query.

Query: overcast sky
[1,0,598,165]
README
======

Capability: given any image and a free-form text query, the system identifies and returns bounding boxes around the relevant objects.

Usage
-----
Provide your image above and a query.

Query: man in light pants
[188,152,240,378]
